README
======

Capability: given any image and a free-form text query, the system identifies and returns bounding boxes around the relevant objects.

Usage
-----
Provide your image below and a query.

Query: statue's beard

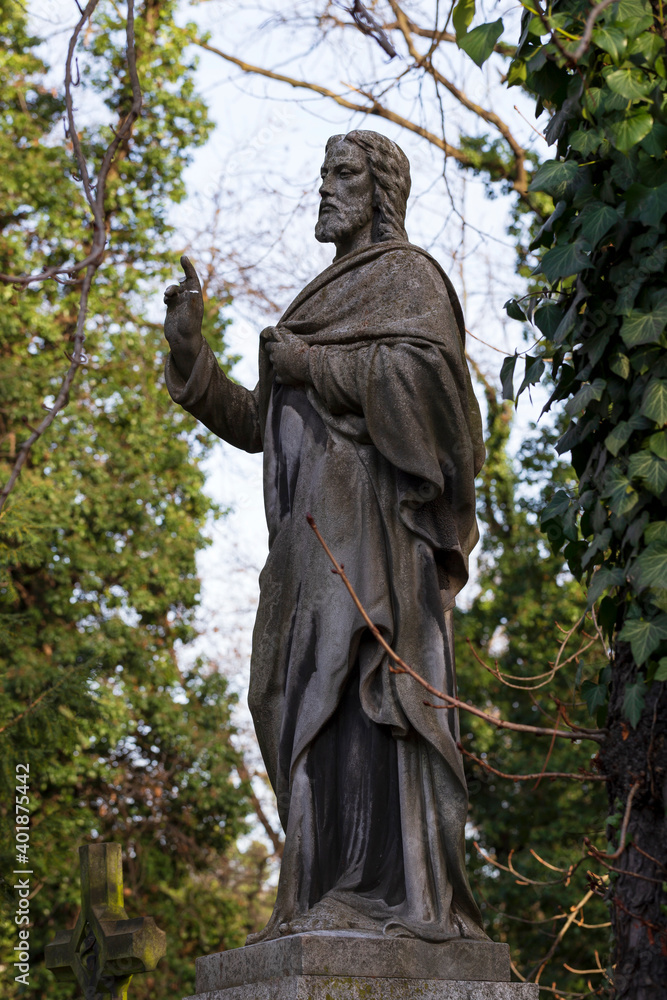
[315,203,373,245]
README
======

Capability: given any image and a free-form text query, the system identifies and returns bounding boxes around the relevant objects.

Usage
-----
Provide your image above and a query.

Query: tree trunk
[600,643,667,997]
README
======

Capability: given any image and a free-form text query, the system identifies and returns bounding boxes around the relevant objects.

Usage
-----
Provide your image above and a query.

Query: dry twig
[458,743,606,782]
[584,780,641,861]
[306,515,606,742]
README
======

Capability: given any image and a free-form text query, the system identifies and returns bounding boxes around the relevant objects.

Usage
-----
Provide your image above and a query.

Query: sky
[28,0,551,792]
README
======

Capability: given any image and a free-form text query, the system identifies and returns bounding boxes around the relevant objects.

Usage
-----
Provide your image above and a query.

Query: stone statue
[164,130,486,944]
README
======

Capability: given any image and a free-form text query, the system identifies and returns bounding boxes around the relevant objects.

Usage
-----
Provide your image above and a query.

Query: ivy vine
[455,0,667,726]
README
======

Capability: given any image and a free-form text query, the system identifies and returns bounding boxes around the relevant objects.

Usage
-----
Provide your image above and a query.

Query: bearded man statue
[164,130,486,943]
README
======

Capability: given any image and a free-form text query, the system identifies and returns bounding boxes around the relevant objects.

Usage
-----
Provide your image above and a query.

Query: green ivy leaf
[641,124,667,158]
[633,182,667,225]
[610,353,631,379]
[588,565,625,605]
[582,527,612,570]
[623,678,646,728]
[592,26,627,62]
[534,301,563,337]
[628,450,667,494]
[605,67,654,101]
[541,241,593,282]
[583,86,604,118]
[565,378,606,416]
[552,301,578,345]
[645,521,667,544]
[655,658,667,682]
[504,298,526,321]
[605,421,634,457]
[500,353,518,401]
[529,200,567,251]
[634,543,667,589]
[529,159,579,198]
[453,0,476,37]
[541,489,572,525]
[582,678,609,715]
[613,0,655,38]
[641,380,667,425]
[602,466,639,518]
[570,128,603,157]
[609,112,654,154]
[599,595,618,635]
[628,31,665,63]
[457,18,504,67]
[507,60,528,87]
[577,202,618,247]
[648,431,667,459]
[618,615,667,665]
[517,354,545,397]
[620,304,667,347]
[525,14,546,37]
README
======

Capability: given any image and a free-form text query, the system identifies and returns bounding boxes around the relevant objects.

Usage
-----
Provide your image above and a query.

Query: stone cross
[45,843,166,1000]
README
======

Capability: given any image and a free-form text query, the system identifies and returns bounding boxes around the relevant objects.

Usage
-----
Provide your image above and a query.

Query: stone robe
[165,240,486,941]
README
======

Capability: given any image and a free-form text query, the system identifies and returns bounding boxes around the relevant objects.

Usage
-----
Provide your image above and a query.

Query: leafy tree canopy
[0,2,267,995]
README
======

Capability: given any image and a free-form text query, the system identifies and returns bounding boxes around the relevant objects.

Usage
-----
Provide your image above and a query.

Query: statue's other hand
[265,332,310,386]
[164,256,205,379]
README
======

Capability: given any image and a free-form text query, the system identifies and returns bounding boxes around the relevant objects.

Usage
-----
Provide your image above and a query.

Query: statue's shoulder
[359,242,449,286]
[381,242,447,274]
[361,243,454,299]
[369,243,465,343]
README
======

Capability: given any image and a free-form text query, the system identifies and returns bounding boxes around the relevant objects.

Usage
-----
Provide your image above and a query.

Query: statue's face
[315,141,374,249]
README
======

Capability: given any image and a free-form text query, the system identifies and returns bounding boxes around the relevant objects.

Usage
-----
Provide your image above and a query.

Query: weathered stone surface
[165,130,487,945]
[184,974,538,1000]
[195,935,511,992]
[45,843,166,1000]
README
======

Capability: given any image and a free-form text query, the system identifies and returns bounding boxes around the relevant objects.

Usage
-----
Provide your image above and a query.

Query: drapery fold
[166,242,486,942]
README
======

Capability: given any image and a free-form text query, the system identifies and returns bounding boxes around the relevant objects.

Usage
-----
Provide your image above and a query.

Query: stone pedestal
[183,933,538,1000]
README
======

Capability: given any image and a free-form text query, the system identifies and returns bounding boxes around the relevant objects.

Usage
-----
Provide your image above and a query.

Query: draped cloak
[165,241,486,942]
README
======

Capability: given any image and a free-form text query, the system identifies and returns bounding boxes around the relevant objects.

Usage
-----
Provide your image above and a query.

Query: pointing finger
[180,255,202,290]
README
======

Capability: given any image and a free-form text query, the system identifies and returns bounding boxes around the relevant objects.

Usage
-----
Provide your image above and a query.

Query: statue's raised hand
[164,256,204,381]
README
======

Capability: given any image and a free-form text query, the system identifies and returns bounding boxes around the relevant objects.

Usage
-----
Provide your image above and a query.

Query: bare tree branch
[388,1,534,206]
[343,1,398,58]
[583,780,641,861]
[197,40,497,171]
[475,842,582,887]
[322,9,516,57]
[0,0,142,512]
[532,891,596,984]
[458,742,606,782]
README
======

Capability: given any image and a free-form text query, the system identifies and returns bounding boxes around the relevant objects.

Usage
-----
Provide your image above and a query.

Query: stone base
[184,933,537,1000]
[184,975,538,1000]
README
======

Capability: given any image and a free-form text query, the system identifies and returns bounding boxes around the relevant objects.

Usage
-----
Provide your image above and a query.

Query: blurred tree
[0,2,272,996]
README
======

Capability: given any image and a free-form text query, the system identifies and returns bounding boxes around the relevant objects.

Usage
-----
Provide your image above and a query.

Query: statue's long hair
[326,130,411,243]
